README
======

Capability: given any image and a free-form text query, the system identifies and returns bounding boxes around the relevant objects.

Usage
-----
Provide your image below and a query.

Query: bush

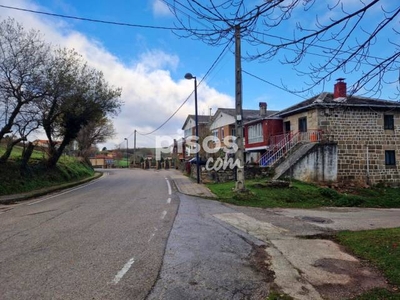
[318,187,340,199]
[335,195,365,207]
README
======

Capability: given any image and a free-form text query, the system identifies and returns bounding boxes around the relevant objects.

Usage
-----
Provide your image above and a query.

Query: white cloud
[152,0,172,17]
[0,0,233,149]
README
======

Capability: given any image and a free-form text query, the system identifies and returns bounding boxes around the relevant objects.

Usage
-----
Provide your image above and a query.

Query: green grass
[337,228,400,287]
[115,158,129,168]
[0,145,94,196]
[266,290,293,300]
[206,179,400,208]
[350,288,400,299]
[336,228,400,299]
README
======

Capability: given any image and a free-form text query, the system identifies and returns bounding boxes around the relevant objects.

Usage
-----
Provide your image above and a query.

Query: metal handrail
[259,130,322,167]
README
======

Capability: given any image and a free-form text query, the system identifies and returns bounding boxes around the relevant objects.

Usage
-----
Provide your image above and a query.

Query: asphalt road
[148,193,272,300]
[0,169,178,300]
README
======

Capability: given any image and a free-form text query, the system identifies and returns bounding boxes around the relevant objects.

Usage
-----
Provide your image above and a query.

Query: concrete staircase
[272,143,317,180]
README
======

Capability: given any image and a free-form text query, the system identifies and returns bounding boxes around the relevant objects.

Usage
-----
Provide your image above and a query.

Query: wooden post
[234,25,245,191]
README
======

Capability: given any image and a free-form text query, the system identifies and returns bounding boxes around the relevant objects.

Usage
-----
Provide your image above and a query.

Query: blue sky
[0,0,398,149]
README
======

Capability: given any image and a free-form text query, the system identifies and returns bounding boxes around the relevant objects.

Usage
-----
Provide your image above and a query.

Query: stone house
[266,79,400,186]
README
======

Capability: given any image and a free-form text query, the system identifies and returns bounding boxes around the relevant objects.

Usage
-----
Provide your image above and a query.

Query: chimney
[259,102,267,117]
[334,78,347,99]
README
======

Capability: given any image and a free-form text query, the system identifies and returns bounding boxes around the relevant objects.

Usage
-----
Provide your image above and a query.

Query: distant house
[243,102,281,163]
[181,114,211,158]
[172,138,186,161]
[182,114,211,138]
[33,139,61,148]
[262,79,400,186]
[89,153,115,168]
[209,107,270,150]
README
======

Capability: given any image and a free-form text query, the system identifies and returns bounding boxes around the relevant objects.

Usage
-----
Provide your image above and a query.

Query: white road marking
[167,197,171,204]
[148,233,156,243]
[148,227,158,242]
[112,258,135,284]
[161,210,167,219]
[26,180,99,206]
[165,179,172,195]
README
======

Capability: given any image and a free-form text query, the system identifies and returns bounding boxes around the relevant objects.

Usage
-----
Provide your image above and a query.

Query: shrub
[318,187,340,199]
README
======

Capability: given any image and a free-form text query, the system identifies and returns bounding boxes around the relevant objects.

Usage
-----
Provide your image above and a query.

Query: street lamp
[184,72,200,184]
[124,138,129,168]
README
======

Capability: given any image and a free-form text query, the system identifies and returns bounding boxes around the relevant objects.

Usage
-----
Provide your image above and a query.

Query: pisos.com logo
[156,135,243,171]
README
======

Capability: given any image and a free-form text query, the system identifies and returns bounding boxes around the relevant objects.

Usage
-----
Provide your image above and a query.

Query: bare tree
[166,0,400,98]
[39,48,122,168]
[75,117,116,160]
[0,18,48,144]
[0,107,40,163]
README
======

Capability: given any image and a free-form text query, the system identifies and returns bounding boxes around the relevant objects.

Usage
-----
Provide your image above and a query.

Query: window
[284,121,291,133]
[221,128,225,139]
[248,123,263,144]
[231,128,236,137]
[184,128,192,138]
[385,150,396,166]
[384,115,394,130]
[212,130,218,139]
[298,117,307,132]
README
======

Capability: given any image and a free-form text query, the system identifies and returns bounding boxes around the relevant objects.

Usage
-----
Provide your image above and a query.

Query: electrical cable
[0,4,210,32]
[2,3,393,65]
[242,69,307,100]
[134,37,234,137]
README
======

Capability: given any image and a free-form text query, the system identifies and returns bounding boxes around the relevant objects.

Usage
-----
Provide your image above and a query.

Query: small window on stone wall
[384,115,394,130]
[385,150,396,166]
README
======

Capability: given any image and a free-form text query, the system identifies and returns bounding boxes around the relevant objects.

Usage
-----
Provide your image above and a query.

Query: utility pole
[234,24,245,191]
[134,130,136,167]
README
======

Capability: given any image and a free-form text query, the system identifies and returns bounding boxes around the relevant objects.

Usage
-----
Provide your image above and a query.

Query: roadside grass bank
[206,179,400,299]
[336,228,400,299]
[266,227,400,299]
[206,179,400,208]
[0,146,95,196]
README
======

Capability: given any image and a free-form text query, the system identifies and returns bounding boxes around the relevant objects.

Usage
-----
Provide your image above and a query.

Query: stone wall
[317,106,400,185]
[190,164,273,183]
[284,109,319,131]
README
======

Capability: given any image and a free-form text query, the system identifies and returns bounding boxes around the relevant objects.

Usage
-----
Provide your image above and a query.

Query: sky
[0,0,398,150]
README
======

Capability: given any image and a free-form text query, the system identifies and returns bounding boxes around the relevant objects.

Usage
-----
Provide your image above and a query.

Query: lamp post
[184,72,200,184]
[124,138,129,168]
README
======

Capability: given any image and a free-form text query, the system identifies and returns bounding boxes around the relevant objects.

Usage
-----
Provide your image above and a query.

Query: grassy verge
[206,179,400,208]
[336,228,400,299]
[0,146,94,196]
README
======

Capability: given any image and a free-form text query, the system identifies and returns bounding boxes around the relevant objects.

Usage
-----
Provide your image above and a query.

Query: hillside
[0,145,94,196]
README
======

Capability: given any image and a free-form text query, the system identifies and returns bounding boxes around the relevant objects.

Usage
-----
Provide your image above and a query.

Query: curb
[0,172,103,205]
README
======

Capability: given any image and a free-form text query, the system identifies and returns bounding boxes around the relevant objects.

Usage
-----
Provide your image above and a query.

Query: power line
[242,69,307,100]
[0,4,209,32]
[135,37,234,137]
[4,3,388,65]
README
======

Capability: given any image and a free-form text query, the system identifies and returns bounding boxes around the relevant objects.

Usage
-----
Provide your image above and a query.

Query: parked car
[188,157,207,165]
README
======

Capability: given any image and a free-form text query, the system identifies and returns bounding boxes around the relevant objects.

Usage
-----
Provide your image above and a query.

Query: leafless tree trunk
[20,142,34,171]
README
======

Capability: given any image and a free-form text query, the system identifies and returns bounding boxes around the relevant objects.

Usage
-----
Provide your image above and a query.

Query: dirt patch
[313,258,388,299]
[299,234,391,299]
[249,244,275,281]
